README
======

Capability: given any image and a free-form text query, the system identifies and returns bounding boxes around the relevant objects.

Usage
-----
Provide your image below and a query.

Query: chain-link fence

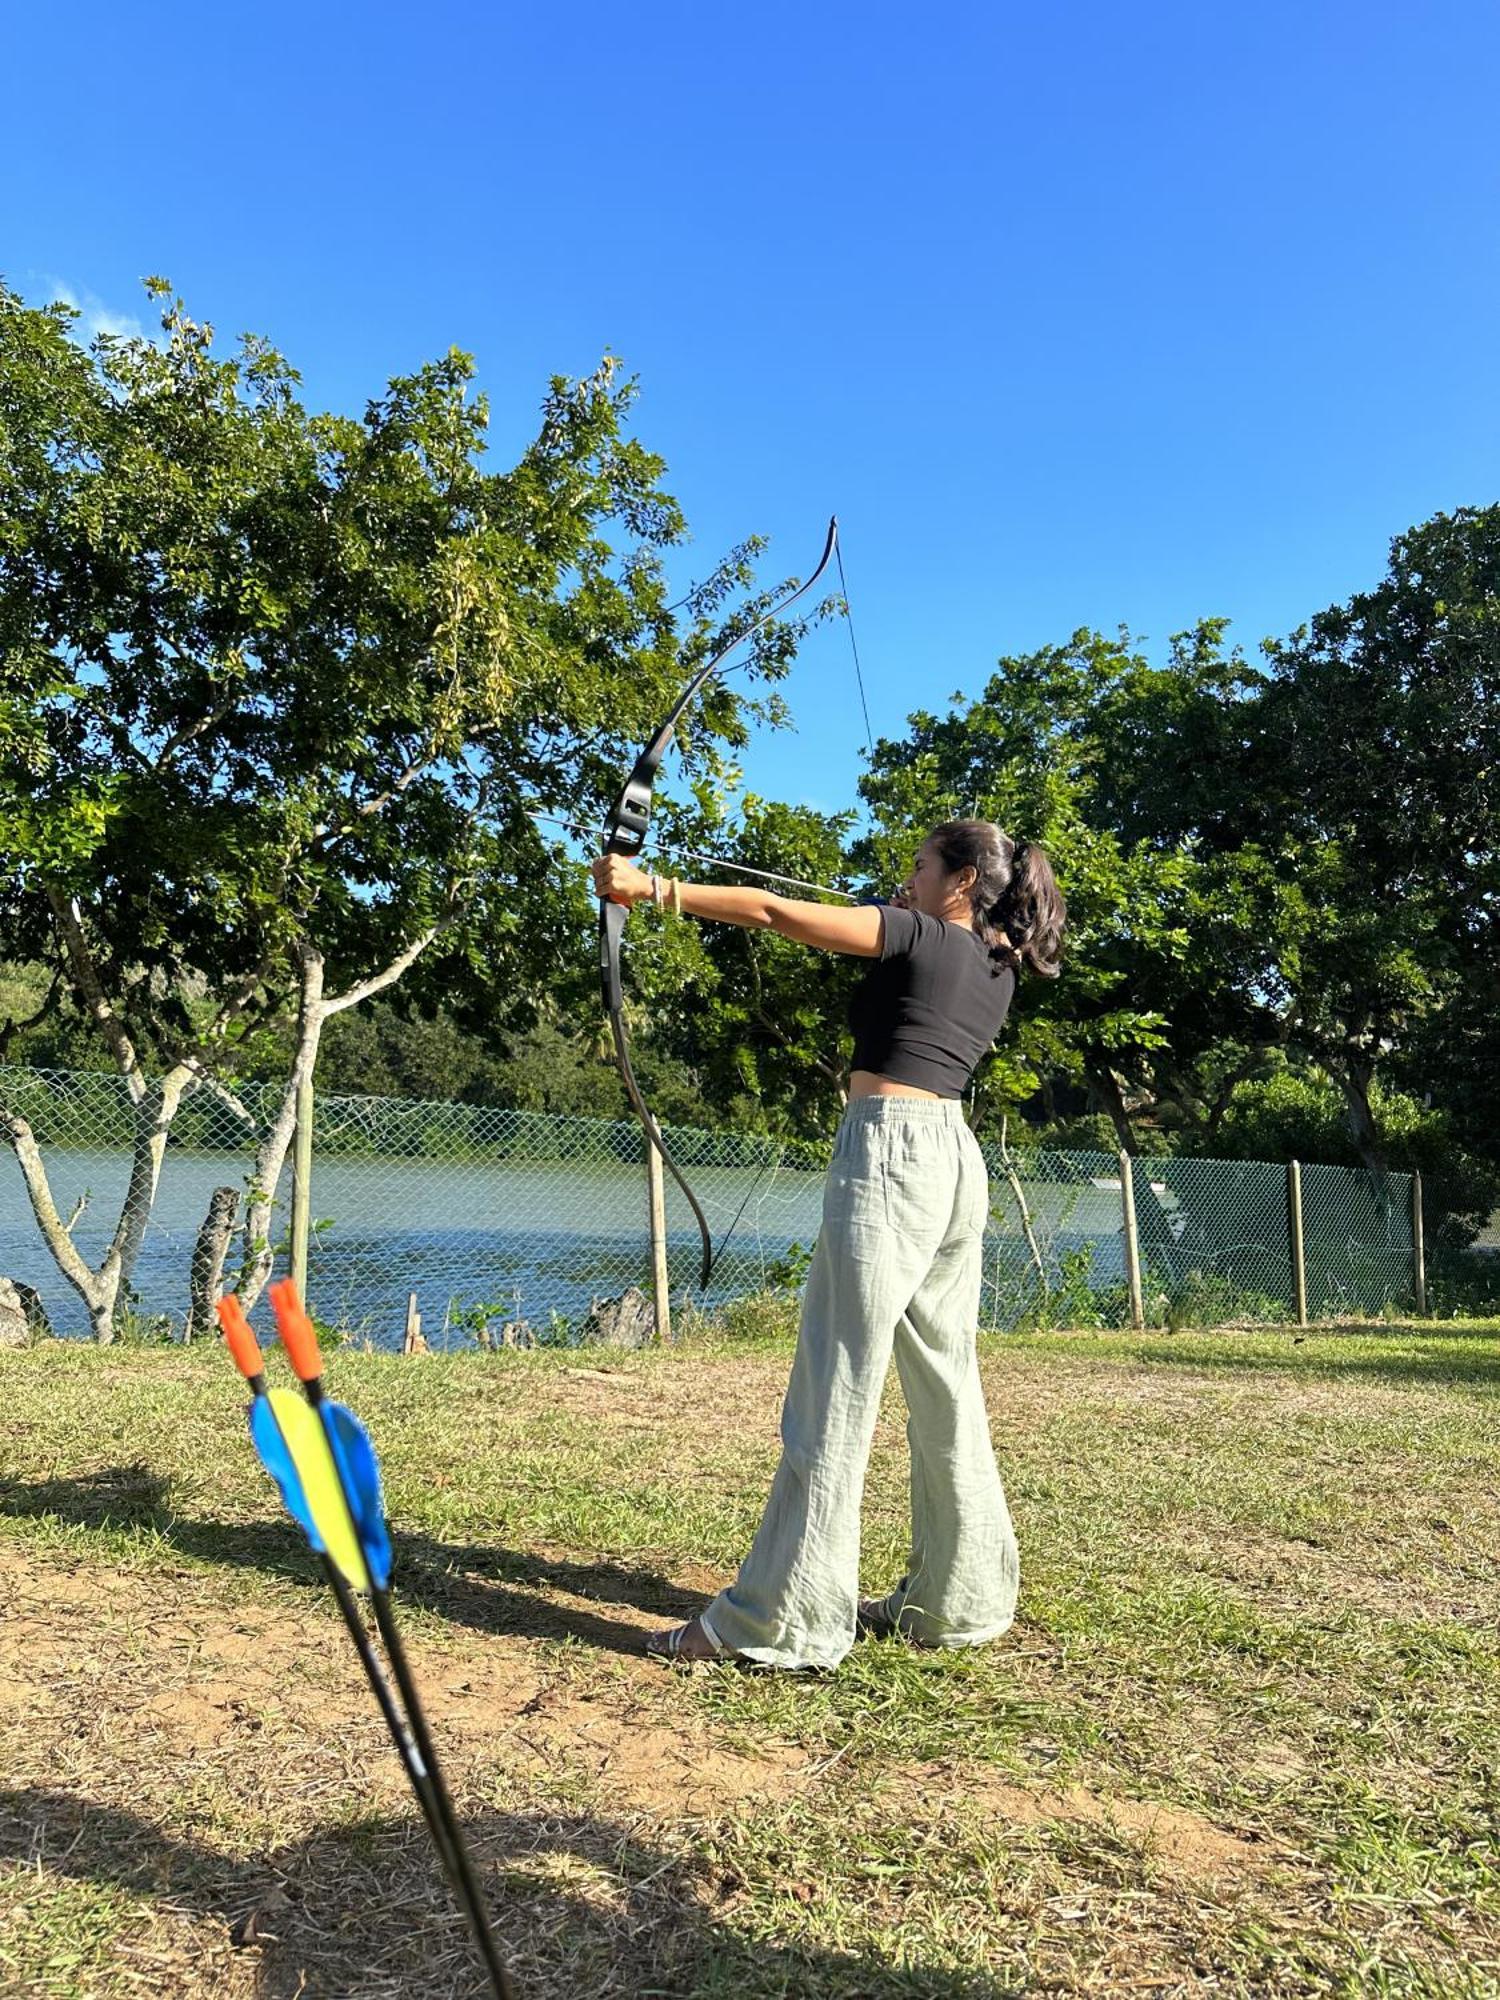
[1,1065,1423,1345]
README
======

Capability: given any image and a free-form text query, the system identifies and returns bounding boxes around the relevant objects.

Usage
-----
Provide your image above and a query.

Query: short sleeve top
[846,905,1016,1097]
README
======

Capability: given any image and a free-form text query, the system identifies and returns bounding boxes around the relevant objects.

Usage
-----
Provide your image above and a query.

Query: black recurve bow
[598,516,843,1290]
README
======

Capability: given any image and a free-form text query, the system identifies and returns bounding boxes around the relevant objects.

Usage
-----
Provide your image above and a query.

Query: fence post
[1119,1151,1145,1330]
[291,1069,314,1298]
[1412,1171,1427,1318]
[646,1144,672,1343]
[1288,1159,1308,1328]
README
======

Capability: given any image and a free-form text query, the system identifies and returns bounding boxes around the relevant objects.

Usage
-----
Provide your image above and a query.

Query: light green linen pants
[702,1097,1019,1670]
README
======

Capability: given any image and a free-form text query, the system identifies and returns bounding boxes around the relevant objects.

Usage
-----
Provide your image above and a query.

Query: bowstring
[834,530,876,758]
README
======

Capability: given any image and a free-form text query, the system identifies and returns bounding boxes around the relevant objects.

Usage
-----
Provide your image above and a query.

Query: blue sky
[4,1,1498,820]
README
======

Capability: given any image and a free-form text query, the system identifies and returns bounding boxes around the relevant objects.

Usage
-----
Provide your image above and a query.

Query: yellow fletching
[267,1388,371,1593]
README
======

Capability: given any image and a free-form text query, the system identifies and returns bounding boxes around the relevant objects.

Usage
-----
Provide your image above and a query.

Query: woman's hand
[592,854,656,907]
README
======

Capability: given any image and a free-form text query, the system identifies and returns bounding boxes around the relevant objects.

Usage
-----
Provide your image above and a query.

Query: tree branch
[1,1106,98,1297]
[0,970,63,1060]
[235,949,326,1306]
[323,927,441,1017]
[207,951,284,1042]
[104,1063,197,1284]
[45,889,146,1101]
[311,741,443,852]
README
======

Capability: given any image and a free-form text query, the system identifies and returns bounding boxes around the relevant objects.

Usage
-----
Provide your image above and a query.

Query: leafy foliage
[0,279,808,1328]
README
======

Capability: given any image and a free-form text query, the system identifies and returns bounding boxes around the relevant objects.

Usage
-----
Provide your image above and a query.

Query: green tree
[852,632,1203,1148]
[628,791,869,1140]
[1213,1065,1499,1246]
[1250,506,1500,1176]
[0,281,800,1335]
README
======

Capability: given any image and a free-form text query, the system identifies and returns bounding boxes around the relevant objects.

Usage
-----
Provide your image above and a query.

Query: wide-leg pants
[703,1096,1020,1670]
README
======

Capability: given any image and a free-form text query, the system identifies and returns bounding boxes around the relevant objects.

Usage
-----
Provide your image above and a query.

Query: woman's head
[903,820,1066,978]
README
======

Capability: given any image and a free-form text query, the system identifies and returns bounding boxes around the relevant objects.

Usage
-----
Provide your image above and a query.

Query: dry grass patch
[1,1317,1497,1995]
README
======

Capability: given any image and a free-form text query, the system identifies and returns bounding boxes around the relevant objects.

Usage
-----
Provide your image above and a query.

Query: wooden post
[646,1143,672,1343]
[402,1290,428,1354]
[290,1069,314,1298]
[1119,1151,1145,1330]
[1288,1159,1308,1328]
[1412,1171,1427,1318]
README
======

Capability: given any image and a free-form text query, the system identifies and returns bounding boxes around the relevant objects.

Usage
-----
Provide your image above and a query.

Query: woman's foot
[857,1583,933,1646]
[645,1612,731,1665]
[645,1612,826,1672]
[856,1594,904,1640]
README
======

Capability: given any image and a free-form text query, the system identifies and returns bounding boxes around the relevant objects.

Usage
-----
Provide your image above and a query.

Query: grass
[0,1312,1497,1996]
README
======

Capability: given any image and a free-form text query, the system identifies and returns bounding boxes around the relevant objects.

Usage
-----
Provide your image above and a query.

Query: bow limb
[598,846,716,1289]
[600,516,841,1291]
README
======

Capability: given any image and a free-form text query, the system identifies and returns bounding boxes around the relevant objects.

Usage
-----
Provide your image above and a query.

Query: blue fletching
[248,1396,324,1553]
[320,1401,393,1591]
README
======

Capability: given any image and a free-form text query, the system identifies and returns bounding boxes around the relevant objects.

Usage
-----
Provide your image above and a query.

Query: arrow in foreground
[218,1282,517,2000]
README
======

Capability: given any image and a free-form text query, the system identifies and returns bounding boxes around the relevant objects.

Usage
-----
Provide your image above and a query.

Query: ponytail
[929,820,1066,979]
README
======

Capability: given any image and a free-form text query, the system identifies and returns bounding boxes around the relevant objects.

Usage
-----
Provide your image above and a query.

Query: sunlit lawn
[1,1310,1497,1996]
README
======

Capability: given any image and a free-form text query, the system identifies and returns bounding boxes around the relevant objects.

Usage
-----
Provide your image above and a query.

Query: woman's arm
[592,856,885,957]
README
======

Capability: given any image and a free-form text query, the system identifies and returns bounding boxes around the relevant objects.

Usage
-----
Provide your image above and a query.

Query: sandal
[645,1612,820,1673]
[857,1584,933,1646]
[645,1612,731,1665]
[856,1595,904,1640]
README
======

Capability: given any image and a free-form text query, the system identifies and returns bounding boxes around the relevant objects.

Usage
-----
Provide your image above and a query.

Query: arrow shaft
[369,1586,517,2000]
[317,1553,472,1892]
[291,1376,515,2000]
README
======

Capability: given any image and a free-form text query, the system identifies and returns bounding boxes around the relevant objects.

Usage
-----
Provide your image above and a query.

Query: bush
[1427,1249,1500,1319]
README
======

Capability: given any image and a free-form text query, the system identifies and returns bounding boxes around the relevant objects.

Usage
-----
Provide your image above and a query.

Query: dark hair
[928,820,1066,979]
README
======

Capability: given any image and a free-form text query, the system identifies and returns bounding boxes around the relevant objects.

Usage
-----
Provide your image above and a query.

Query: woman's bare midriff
[848,1069,945,1102]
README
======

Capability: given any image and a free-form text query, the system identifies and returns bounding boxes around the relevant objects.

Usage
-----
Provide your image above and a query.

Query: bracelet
[671,877,683,917]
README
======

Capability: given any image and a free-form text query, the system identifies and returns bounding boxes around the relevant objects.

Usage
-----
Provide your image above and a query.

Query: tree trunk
[236,951,326,1307]
[226,926,440,1308]
[110,1066,195,1301]
[187,1186,241,1342]
[3,1068,193,1343]
[997,1115,1048,1305]
[1334,1057,1388,1176]
[1086,1062,1138,1154]
[86,1290,120,1344]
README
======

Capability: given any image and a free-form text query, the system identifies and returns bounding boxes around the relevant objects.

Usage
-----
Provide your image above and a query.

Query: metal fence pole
[1119,1151,1145,1330]
[291,1070,314,1298]
[1288,1159,1308,1327]
[1412,1171,1428,1318]
[646,1145,672,1343]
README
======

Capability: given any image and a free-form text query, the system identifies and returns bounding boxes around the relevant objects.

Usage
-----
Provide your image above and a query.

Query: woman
[592,820,1065,1671]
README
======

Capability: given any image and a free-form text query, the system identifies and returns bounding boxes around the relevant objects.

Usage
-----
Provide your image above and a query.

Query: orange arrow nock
[216,1293,264,1381]
[268,1277,324,1383]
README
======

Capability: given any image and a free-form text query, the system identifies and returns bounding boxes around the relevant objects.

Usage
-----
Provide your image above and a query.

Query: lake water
[0,1143,834,1344]
[2,1115,1416,1344]
[1,1141,1139,1345]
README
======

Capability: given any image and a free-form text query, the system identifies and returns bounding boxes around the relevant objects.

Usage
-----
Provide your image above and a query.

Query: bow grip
[599,898,628,1012]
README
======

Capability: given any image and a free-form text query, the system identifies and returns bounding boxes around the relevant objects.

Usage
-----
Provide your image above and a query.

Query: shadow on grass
[0,1783,1014,1999]
[0,1464,709,1658]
